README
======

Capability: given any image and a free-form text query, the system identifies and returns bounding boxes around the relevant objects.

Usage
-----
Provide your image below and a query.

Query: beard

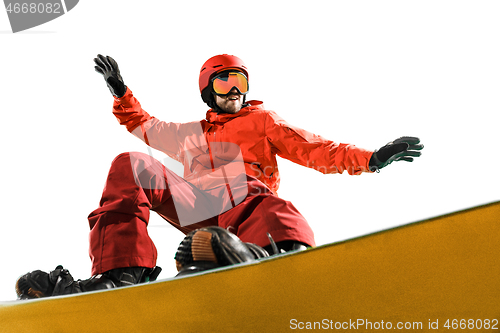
[214,94,243,114]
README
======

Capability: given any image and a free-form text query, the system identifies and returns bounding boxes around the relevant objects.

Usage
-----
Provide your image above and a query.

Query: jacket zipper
[208,126,216,171]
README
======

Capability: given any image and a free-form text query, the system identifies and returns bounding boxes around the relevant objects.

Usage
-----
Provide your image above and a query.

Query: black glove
[94,54,127,98]
[369,136,423,172]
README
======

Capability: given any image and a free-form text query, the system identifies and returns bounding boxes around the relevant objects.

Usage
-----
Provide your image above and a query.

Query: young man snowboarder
[16,54,423,299]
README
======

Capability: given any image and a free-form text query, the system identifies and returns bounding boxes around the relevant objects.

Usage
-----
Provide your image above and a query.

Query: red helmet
[199,54,248,104]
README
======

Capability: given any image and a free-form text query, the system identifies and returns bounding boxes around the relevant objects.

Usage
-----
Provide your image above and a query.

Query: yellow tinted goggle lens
[212,72,248,95]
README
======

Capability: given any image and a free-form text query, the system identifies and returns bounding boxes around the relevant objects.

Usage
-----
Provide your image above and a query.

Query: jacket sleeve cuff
[354,149,376,175]
[112,87,152,132]
[113,86,133,106]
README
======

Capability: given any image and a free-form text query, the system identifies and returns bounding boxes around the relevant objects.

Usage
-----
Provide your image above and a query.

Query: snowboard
[1,201,499,332]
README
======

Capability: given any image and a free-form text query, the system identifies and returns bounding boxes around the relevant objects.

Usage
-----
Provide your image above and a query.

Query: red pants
[88,152,315,275]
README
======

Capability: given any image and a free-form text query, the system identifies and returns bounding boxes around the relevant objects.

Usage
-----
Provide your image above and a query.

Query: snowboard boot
[16,265,162,299]
[174,226,269,277]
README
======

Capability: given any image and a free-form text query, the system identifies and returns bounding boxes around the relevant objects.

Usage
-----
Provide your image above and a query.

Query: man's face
[214,88,244,114]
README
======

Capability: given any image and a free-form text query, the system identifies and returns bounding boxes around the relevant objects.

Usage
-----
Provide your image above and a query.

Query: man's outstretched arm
[265,111,423,175]
[93,54,187,161]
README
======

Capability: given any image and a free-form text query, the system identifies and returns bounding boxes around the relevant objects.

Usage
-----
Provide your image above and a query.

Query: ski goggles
[211,71,249,96]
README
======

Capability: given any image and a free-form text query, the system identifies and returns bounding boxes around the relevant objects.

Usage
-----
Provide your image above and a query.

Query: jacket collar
[205,100,264,124]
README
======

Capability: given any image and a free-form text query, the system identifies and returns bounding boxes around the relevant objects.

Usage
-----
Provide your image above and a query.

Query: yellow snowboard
[1,201,499,332]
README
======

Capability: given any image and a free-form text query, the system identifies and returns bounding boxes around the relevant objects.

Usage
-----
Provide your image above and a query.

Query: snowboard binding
[174,226,269,277]
[16,265,162,299]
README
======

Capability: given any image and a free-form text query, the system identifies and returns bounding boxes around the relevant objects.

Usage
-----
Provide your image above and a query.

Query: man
[16,54,423,298]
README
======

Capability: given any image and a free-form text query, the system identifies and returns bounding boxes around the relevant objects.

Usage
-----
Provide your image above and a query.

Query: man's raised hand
[94,54,127,98]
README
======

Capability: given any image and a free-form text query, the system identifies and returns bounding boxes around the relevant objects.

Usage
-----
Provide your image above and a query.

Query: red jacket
[112,87,374,194]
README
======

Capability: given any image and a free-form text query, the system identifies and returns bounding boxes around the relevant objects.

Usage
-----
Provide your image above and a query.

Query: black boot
[174,226,269,277]
[16,265,161,299]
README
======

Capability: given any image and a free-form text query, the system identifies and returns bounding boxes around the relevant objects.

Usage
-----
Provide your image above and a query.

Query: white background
[0,1,499,301]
